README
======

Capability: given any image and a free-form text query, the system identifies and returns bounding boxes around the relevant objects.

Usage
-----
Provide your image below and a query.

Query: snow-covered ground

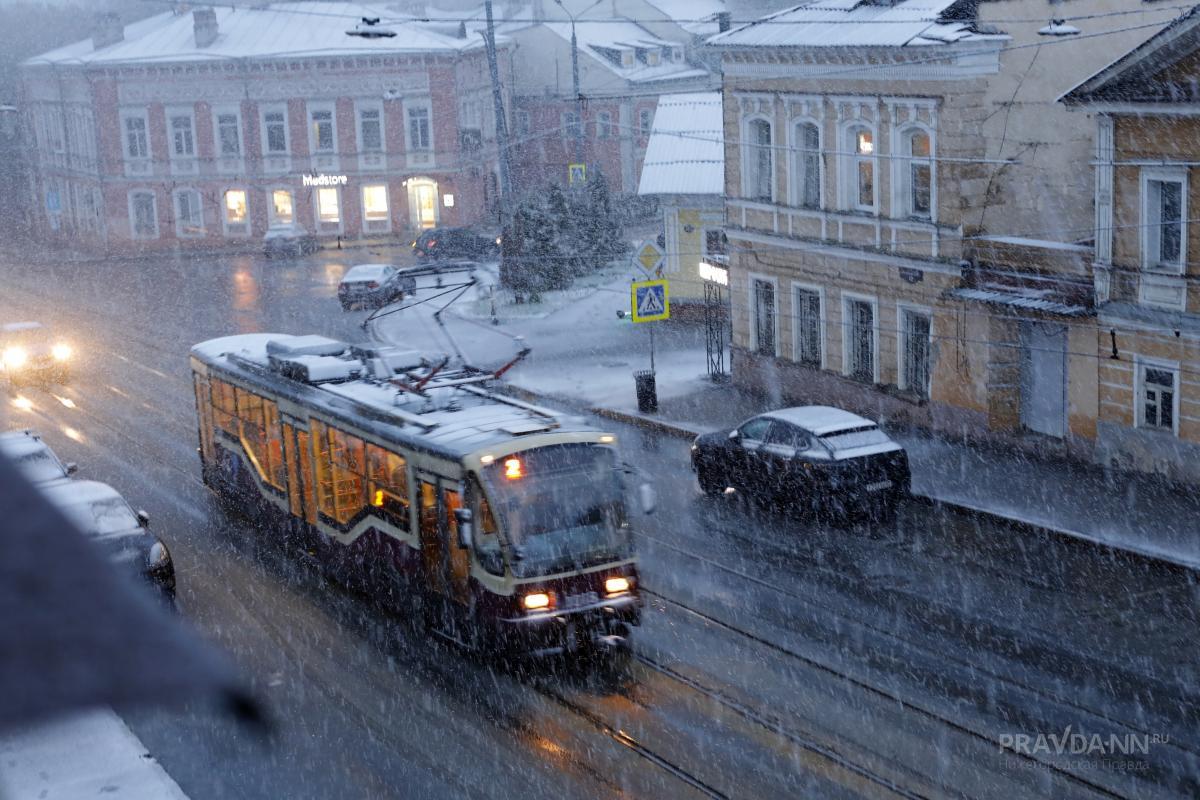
[0,709,188,799]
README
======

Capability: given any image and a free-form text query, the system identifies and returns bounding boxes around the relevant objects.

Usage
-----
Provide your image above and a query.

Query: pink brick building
[21,5,510,254]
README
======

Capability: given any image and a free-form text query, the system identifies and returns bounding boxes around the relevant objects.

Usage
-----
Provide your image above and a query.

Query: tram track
[634,516,1198,760]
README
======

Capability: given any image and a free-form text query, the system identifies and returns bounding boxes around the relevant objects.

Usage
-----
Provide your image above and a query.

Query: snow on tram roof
[191,333,592,455]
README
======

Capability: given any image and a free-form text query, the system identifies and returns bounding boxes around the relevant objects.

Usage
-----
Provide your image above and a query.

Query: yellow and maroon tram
[190,333,646,657]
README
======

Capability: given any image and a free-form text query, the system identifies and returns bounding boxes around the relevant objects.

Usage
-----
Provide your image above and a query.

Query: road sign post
[630,278,669,375]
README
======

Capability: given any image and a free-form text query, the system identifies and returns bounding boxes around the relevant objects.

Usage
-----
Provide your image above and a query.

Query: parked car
[690,406,911,517]
[264,222,320,258]
[337,264,418,310]
[40,479,175,604]
[412,227,499,262]
[0,429,77,485]
[1,321,72,386]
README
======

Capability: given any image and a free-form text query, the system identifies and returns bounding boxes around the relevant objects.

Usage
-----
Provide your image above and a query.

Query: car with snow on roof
[0,429,78,486]
[337,263,417,310]
[690,406,911,519]
[0,322,73,387]
[39,479,175,605]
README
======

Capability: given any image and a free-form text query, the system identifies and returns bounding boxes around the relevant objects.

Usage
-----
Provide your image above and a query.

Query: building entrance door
[408,179,438,229]
[1020,322,1067,438]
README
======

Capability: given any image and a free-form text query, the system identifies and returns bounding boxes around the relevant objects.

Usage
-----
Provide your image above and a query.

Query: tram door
[418,478,471,607]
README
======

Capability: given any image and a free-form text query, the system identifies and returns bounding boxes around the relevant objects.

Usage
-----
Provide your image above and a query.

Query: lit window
[224,189,248,236]
[317,187,340,225]
[311,108,334,153]
[847,126,875,212]
[362,185,388,221]
[271,189,294,224]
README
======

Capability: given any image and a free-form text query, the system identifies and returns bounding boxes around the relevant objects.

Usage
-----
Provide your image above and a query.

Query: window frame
[314,185,343,234]
[119,108,150,162]
[127,190,158,239]
[897,303,933,398]
[842,123,878,214]
[166,107,196,159]
[212,106,243,158]
[405,101,432,152]
[355,100,385,154]
[791,282,825,369]
[638,108,653,139]
[515,109,531,137]
[260,104,290,155]
[1135,356,1180,435]
[561,110,582,140]
[742,115,775,203]
[1141,167,1188,273]
[307,103,337,155]
[748,272,779,357]
[789,119,822,210]
[222,188,249,237]
[361,183,391,233]
[842,292,879,383]
[896,125,934,221]
[269,187,295,225]
[596,110,613,139]
[172,187,204,238]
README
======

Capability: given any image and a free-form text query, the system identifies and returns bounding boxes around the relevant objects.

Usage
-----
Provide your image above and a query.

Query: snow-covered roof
[708,0,999,49]
[543,20,709,83]
[25,3,488,67]
[642,0,728,36]
[638,92,723,196]
[765,405,877,435]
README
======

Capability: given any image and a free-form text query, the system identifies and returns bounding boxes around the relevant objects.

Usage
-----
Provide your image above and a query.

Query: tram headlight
[522,592,552,611]
[3,346,27,369]
[604,576,631,596]
[52,343,72,361]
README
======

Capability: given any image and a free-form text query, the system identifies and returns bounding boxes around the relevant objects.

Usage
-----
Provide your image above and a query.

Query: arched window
[903,128,932,219]
[745,118,773,202]
[846,125,875,212]
[793,121,820,209]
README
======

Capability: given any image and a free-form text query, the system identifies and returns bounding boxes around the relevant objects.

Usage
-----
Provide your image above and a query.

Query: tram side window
[330,428,366,524]
[235,387,284,490]
[470,477,503,576]
[366,444,410,529]
[312,420,337,519]
[210,378,238,435]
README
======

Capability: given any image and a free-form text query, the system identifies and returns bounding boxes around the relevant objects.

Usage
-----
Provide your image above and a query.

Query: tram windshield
[480,443,630,578]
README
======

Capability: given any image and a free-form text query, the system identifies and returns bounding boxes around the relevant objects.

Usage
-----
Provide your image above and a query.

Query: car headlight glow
[604,576,631,595]
[522,592,552,611]
[3,347,27,368]
[148,541,171,568]
[52,343,71,361]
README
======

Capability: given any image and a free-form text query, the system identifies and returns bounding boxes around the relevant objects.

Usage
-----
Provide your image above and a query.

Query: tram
[190,333,648,658]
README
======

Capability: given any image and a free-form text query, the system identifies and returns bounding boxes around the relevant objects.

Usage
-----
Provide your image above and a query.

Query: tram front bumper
[500,594,641,656]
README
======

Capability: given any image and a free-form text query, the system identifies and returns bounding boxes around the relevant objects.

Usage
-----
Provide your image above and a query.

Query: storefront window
[317,187,340,225]
[224,189,248,235]
[272,189,294,224]
[362,184,388,222]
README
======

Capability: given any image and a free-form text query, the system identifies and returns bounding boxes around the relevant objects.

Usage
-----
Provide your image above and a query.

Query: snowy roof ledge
[638,92,724,196]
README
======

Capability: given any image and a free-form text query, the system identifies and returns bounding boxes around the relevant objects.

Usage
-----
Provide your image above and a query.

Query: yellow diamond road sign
[631,279,669,323]
[637,242,664,275]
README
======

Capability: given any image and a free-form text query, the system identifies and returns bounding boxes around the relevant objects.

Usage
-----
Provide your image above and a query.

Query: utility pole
[482,0,517,291]
[556,0,600,168]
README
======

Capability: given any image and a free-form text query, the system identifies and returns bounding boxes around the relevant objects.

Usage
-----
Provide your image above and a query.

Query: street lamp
[554,0,603,168]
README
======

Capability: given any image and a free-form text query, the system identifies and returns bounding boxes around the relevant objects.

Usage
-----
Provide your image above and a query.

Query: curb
[515,389,1200,575]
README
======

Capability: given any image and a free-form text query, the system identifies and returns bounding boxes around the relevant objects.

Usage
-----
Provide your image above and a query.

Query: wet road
[0,249,1196,799]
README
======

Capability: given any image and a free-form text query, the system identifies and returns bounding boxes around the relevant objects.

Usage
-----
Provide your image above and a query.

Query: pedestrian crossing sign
[631,279,670,323]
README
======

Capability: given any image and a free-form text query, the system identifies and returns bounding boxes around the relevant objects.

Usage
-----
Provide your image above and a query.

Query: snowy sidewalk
[0,709,187,800]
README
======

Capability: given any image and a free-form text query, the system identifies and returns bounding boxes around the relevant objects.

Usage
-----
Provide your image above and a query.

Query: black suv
[413,227,498,262]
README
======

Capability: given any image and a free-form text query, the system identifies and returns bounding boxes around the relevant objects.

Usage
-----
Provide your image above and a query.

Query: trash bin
[634,370,658,414]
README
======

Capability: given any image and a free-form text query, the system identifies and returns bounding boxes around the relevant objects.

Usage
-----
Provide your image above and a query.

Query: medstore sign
[302,174,348,187]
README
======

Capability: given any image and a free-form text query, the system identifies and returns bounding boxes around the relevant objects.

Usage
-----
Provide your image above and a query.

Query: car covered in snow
[0,429,78,486]
[263,222,320,258]
[40,479,176,604]
[0,321,72,386]
[337,263,417,310]
[690,406,910,517]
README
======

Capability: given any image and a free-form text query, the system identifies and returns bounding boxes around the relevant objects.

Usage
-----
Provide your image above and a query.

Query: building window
[174,189,203,237]
[562,111,582,139]
[263,109,288,154]
[129,191,157,239]
[121,113,148,160]
[751,278,776,357]
[316,187,341,230]
[638,108,653,138]
[703,229,726,258]
[1143,171,1186,271]
[407,105,431,151]
[216,112,241,156]
[597,111,613,139]
[223,189,248,235]
[902,129,932,219]
[1139,363,1178,432]
[845,296,876,382]
[310,108,335,153]
[169,113,195,157]
[515,110,531,136]
[362,184,389,232]
[793,286,822,368]
[744,118,773,202]
[270,189,294,225]
[793,121,820,209]
[900,308,931,398]
[846,125,875,212]
[358,107,383,152]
